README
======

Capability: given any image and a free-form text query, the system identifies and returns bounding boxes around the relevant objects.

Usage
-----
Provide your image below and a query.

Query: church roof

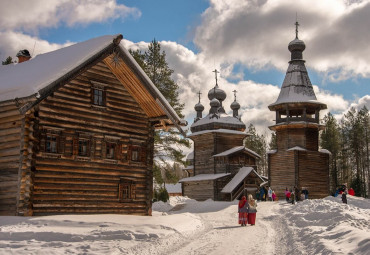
[269,23,326,110]
[179,173,230,183]
[221,167,264,193]
[213,145,261,159]
[187,128,248,138]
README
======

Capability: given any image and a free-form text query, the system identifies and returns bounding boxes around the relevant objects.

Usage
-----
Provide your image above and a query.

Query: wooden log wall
[192,133,246,175]
[277,127,319,151]
[268,151,296,198]
[182,180,215,201]
[193,133,215,175]
[298,151,329,198]
[22,60,154,216]
[0,102,23,215]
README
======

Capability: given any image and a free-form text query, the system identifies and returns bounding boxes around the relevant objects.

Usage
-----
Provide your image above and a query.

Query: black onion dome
[230,100,240,110]
[208,86,227,102]
[210,98,220,107]
[194,102,204,111]
[288,38,306,52]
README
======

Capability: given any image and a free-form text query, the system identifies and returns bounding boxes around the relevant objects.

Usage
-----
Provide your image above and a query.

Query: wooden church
[179,72,264,201]
[267,23,330,199]
[0,34,186,216]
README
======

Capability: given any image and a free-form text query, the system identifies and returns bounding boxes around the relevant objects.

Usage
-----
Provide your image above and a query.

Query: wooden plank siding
[18,59,155,216]
[276,127,319,151]
[0,102,23,215]
[183,180,215,201]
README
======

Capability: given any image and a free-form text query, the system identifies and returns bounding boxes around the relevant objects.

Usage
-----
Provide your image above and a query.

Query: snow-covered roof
[0,34,186,133]
[188,129,248,138]
[178,173,230,183]
[319,149,332,155]
[213,146,260,159]
[287,146,307,151]
[0,35,115,102]
[268,45,326,110]
[165,183,182,193]
[221,167,264,193]
[191,113,245,128]
[267,149,277,154]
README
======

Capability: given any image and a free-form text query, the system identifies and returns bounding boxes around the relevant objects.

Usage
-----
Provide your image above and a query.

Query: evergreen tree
[244,124,268,176]
[268,132,277,150]
[129,40,190,184]
[2,56,14,65]
[321,113,341,193]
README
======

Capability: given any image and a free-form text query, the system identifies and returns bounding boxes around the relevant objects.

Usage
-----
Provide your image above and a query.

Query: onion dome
[208,86,226,102]
[210,98,220,107]
[288,38,306,52]
[230,100,240,110]
[195,102,204,112]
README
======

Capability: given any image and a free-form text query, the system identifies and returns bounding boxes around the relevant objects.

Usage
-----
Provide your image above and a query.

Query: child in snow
[272,191,276,201]
[290,190,295,204]
[238,196,248,226]
[247,194,257,225]
[268,187,273,201]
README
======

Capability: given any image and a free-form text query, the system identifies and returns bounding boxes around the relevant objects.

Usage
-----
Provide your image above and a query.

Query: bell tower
[267,22,330,199]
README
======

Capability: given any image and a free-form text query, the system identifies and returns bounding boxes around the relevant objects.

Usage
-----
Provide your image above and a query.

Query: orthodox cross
[197,91,202,103]
[232,90,237,101]
[295,14,299,39]
[212,69,220,86]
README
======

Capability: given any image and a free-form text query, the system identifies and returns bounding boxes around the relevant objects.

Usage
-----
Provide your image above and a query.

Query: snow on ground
[0,195,369,255]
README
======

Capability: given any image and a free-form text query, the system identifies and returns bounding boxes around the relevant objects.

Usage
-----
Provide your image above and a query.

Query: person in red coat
[238,196,248,226]
[348,188,355,196]
[247,194,257,225]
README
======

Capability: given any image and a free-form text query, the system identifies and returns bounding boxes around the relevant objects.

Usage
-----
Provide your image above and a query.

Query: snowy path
[0,196,369,254]
[164,201,281,255]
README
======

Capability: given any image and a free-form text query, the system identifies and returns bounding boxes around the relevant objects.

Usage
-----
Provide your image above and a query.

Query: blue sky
[0,0,369,133]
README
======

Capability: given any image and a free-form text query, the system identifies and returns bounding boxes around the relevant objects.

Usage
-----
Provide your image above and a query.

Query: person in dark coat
[260,186,265,202]
[238,196,249,226]
[342,189,348,204]
[294,186,300,202]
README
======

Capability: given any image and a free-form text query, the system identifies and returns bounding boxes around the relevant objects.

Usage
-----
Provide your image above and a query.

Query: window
[78,139,89,156]
[132,149,139,161]
[119,179,136,201]
[46,134,58,153]
[93,87,104,106]
[106,142,116,159]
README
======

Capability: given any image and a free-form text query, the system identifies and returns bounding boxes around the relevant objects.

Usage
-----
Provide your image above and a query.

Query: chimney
[16,49,31,63]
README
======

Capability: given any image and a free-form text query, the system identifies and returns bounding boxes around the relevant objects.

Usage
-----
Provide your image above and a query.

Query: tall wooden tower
[267,22,330,199]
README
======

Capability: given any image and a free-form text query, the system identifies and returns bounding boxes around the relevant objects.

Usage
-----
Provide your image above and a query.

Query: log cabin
[179,76,264,201]
[0,34,186,216]
[267,23,330,199]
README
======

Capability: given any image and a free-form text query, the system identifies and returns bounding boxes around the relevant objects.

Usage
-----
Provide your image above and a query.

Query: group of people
[284,186,309,204]
[256,186,277,201]
[238,194,257,226]
[334,184,355,204]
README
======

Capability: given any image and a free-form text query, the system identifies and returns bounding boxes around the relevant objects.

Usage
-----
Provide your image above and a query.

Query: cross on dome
[197,91,202,103]
[212,69,220,86]
[232,90,237,101]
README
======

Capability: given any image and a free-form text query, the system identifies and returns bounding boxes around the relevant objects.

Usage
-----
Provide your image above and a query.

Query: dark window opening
[93,87,104,106]
[106,142,116,159]
[46,134,58,153]
[78,139,89,156]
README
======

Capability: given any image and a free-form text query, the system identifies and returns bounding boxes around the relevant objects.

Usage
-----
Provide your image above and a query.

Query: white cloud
[0,0,140,31]
[0,0,140,60]
[194,0,370,81]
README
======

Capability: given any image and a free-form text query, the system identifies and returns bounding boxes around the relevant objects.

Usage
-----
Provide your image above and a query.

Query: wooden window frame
[78,138,90,157]
[91,81,107,108]
[106,142,116,159]
[41,128,64,156]
[119,179,136,202]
